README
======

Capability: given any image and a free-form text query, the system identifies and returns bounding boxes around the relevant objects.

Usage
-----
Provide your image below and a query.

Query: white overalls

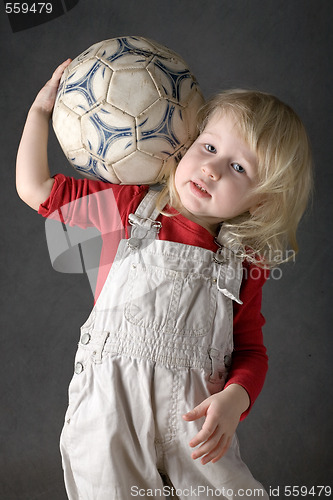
[60,189,268,500]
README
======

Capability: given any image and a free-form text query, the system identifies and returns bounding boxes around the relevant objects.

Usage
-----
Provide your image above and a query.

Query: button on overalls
[60,189,268,500]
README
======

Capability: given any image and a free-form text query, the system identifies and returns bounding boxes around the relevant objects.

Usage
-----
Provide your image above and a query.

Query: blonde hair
[157,89,313,268]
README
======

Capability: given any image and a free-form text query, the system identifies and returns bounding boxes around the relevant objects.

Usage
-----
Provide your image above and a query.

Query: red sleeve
[38,174,148,302]
[225,261,269,420]
[38,173,148,234]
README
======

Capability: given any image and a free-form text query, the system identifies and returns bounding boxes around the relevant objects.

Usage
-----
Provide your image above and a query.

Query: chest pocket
[124,261,216,337]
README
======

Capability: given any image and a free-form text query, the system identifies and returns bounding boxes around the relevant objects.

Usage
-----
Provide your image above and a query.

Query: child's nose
[201,163,221,180]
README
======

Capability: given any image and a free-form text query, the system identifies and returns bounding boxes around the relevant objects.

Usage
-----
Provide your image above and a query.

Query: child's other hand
[31,59,71,115]
[182,384,250,465]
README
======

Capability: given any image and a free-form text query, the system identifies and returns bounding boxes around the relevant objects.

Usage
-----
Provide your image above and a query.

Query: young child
[16,60,313,499]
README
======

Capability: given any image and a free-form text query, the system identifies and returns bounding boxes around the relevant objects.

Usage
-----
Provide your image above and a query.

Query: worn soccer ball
[52,36,204,184]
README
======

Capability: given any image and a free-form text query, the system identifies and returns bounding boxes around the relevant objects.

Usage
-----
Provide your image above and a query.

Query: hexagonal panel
[106,69,159,117]
[81,103,136,165]
[113,150,164,184]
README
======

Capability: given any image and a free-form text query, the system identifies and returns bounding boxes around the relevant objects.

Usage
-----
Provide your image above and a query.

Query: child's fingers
[182,399,209,421]
[59,58,72,71]
[50,58,72,84]
[188,427,211,449]
[192,432,230,464]
[57,58,72,72]
[188,416,218,448]
[201,435,231,465]
[190,426,221,458]
[211,436,231,462]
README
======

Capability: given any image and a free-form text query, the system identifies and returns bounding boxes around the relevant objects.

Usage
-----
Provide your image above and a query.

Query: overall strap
[133,185,163,221]
[128,186,166,241]
[214,224,244,304]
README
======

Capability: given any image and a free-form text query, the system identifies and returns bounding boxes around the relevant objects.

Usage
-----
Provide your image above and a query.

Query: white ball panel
[52,102,82,152]
[107,69,159,116]
[113,150,164,184]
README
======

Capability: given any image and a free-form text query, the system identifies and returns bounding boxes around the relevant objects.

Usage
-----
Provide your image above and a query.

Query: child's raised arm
[16,59,71,211]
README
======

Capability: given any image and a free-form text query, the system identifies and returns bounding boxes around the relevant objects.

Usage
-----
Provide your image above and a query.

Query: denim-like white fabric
[60,189,268,499]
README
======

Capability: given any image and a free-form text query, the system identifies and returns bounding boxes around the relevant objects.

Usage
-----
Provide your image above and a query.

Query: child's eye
[231,162,245,173]
[205,144,217,154]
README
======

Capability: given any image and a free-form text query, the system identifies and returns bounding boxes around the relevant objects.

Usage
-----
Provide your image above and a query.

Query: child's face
[174,111,260,234]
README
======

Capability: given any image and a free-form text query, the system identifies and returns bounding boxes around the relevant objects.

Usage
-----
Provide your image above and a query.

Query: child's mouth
[190,181,211,198]
[194,182,207,192]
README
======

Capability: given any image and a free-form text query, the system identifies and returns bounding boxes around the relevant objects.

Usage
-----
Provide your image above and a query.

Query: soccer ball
[52,36,205,184]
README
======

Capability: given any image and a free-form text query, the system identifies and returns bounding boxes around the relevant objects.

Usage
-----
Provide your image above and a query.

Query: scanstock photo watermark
[130,484,332,498]
[130,485,266,497]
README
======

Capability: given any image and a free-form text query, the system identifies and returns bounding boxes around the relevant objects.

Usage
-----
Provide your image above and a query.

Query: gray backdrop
[1,1,332,499]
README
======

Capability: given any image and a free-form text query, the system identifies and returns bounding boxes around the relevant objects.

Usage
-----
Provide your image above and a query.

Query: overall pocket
[124,262,216,337]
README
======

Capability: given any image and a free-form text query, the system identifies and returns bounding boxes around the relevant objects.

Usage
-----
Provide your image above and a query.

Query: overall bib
[60,189,268,500]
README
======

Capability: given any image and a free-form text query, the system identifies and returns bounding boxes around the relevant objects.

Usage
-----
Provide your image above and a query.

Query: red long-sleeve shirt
[39,174,269,418]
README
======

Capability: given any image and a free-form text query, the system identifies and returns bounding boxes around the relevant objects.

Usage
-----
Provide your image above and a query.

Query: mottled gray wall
[1,1,332,498]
